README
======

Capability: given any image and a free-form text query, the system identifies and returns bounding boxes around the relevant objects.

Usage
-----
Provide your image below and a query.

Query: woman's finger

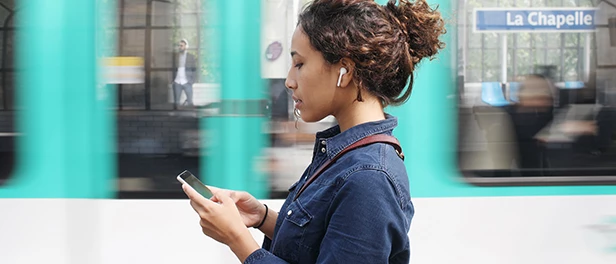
[235,191,254,202]
[182,184,202,201]
[209,188,229,203]
[184,184,219,210]
[190,200,206,214]
[215,192,238,209]
[210,188,243,204]
[205,185,224,193]
[183,184,213,203]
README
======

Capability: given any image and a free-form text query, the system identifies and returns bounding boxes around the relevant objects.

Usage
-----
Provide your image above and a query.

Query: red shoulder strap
[294,134,403,200]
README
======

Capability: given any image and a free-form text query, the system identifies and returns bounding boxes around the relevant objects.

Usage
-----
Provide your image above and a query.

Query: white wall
[261,0,297,79]
[1,196,616,264]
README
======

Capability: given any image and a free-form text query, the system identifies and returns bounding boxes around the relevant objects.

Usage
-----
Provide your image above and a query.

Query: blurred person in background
[508,74,602,171]
[172,38,197,107]
[505,74,555,171]
[182,0,445,263]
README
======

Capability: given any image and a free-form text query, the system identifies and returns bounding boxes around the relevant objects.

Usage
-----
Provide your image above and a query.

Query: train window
[116,0,202,198]
[456,0,616,185]
[116,0,319,198]
[0,1,15,186]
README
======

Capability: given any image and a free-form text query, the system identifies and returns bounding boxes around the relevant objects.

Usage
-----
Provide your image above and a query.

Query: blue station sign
[474,8,597,32]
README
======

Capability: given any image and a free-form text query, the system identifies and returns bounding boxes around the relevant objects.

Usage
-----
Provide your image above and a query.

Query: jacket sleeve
[243,248,290,264]
[243,235,290,263]
[315,169,411,263]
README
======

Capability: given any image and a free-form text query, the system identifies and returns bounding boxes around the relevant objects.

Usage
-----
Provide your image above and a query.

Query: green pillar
[0,0,114,198]
[202,0,268,198]
[378,0,455,195]
[93,0,117,199]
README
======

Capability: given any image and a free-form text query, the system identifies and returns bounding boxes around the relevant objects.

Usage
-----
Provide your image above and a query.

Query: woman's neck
[334,96,385,132]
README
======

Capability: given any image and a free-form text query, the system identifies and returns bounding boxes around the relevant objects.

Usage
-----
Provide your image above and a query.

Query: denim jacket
[245,114,413,264]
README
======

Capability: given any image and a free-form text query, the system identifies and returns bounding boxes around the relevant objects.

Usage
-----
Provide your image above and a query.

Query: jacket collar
[315,113,398,159]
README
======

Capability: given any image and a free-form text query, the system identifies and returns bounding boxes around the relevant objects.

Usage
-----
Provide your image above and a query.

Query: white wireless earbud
[337,67,348,87]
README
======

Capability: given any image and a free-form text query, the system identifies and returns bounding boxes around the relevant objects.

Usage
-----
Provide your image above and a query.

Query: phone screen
[177,170,213,199]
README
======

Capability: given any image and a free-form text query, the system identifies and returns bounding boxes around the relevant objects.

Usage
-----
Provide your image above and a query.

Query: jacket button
[321,140,326,145]
[287,210,293,216]
[321,147,326,153]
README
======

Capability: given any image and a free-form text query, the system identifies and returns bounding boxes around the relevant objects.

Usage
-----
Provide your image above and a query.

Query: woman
[182,0,445,263]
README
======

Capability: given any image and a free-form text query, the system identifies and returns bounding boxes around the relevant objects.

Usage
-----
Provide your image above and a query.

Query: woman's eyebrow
[290,51,302,58]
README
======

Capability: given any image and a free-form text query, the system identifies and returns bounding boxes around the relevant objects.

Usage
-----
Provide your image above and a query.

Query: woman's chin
[300,117,316,123]
[300,114,327,123]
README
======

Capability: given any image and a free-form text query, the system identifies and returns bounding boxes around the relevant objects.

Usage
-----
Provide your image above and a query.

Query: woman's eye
[294,63,303,69]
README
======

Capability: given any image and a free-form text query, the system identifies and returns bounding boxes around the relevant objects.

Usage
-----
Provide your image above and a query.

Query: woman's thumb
[216,192,235,205]
[229,191,244,203]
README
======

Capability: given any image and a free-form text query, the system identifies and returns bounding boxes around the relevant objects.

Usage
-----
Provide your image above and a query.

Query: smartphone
[176,170,214,199]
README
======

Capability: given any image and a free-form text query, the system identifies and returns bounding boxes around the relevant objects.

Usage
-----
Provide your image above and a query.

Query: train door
[404,1,616,263]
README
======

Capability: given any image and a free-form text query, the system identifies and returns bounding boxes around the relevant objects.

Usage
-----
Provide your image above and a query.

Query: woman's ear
[337,67,348,87]
[336,58,355,88]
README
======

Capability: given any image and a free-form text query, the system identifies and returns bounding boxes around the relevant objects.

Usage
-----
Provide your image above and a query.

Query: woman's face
[285,28,342,122]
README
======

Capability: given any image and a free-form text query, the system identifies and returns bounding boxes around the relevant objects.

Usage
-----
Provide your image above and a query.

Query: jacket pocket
[271,199,314,263]
[284,199,313,227]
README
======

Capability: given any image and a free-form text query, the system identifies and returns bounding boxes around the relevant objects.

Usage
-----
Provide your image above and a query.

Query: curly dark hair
[298,0,446,106]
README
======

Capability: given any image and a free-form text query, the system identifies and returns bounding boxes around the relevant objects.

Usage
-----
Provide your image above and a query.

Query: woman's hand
[182,184,261,262]
[205,186,278,240]
[207,186,266,228]
[182,184,248,244]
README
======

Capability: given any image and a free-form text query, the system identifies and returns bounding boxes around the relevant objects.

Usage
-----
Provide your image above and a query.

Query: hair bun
[385,0,445,65]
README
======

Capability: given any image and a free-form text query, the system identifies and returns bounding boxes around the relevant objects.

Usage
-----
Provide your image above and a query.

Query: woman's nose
[285,78,297,91]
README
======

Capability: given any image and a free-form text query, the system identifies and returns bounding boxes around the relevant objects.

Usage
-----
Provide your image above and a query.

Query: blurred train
[1,0,616,263]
